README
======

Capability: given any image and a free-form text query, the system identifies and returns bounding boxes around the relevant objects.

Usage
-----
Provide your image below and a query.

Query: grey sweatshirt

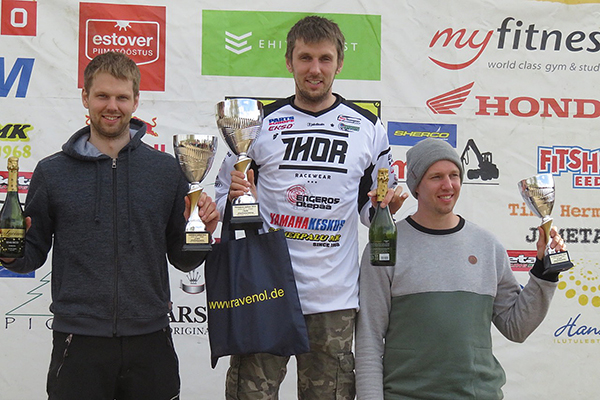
[4,119,206,337]
[356,216,558,400]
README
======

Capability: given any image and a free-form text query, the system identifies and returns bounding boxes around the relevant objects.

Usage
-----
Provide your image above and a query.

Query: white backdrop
[1,0,599,399]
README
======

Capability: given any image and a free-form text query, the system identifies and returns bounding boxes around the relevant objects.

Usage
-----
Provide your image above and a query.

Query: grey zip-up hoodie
[5,119,206,337]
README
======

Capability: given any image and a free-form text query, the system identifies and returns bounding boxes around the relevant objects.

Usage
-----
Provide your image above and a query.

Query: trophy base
[230,203,262,231]
[183,231,212,252]
[229,216,264,231]
[543,251,574,275]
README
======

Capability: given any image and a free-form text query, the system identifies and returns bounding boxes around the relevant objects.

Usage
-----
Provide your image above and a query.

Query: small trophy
[215,98,264,230]
[173,134,218,251]
[518,173,573,275]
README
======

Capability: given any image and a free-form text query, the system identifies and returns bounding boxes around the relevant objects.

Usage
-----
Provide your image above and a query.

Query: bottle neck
[7,168,18,192]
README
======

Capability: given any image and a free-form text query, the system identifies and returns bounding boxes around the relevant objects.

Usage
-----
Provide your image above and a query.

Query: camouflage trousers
[225,308,356,400]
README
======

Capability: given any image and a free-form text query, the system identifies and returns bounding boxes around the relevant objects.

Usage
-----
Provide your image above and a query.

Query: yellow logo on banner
[536,0,600,3]
[557,259,600,307]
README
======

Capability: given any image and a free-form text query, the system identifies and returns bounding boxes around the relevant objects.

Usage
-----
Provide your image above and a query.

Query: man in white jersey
[355,138,567,399]
[215,15,407,400]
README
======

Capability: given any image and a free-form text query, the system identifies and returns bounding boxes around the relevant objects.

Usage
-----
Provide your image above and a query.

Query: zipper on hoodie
[112,158,119,336]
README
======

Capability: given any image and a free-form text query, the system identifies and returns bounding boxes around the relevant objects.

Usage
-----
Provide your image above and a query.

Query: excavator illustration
[459,139,499,181]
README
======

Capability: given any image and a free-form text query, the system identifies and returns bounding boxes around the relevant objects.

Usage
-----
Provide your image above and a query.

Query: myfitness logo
[202,10,381,80]
[429,16,600,70]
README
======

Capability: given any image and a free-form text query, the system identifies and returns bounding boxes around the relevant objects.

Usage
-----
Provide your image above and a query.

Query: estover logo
[78,2,166,91]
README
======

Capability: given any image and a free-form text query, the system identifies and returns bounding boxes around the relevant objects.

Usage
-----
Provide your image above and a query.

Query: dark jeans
[47,328,180,400]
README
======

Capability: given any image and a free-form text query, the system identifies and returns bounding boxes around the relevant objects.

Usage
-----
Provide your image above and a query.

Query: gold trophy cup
[518,173,573,275]
[173,134,218,251]
[215,98,264,230]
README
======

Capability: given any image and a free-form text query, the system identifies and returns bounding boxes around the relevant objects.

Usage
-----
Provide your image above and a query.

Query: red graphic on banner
[508,250,537,272]
[427,82,474,115]
[1,0,37,36]
[78,2,166,91]
[0,170,32,193]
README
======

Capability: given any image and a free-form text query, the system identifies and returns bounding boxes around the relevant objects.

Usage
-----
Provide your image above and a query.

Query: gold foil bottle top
[7,157,18,172]
[376,168,389,202]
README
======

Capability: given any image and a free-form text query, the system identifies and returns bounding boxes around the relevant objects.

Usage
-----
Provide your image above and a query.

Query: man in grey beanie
[356,138,568,399]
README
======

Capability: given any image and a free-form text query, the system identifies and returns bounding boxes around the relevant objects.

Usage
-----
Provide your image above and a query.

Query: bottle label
[370,241,395,265]
[0,228,25,238]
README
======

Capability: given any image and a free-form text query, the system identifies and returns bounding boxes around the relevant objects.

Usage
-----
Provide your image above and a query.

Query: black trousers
[47,328,180,400]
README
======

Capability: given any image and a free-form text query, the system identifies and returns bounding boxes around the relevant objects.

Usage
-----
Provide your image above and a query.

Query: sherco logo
[429,16,600,70]
[427,82,474,114]
[225,31,252,54]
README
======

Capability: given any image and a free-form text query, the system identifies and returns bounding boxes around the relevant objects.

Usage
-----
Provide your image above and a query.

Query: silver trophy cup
[173,134,218,251]
[518,173,573,275]
[215,98,264,230]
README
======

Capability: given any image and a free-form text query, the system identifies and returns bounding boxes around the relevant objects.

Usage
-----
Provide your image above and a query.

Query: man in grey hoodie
[0,51,219,400]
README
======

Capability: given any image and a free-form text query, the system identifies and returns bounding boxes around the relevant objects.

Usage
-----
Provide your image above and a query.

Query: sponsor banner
[387,121,457,147]
[537,145,600,189]
[0,57,34,98]
[202,11,381,80]
[428,15,600,72]
[78,2,166,91]
[1,0,36,36]
[508,250,537,272]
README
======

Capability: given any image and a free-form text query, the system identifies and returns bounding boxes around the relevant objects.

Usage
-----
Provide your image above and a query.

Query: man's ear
[81,89,89,108]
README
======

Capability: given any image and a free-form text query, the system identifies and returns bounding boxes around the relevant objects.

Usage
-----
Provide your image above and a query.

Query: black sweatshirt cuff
[530,257,560,282]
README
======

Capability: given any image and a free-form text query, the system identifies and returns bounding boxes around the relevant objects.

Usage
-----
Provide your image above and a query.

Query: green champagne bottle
[369,168,397,266]
[0,157,26,258]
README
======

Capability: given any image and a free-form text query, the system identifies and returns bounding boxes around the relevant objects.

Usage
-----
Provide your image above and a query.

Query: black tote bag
[204,206,310,368]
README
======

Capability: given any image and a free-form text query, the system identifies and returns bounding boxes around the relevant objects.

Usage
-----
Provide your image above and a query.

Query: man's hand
[536,225,566,260]
[184,193,220,235]
[368,186,409,215]
[228,169,257,203]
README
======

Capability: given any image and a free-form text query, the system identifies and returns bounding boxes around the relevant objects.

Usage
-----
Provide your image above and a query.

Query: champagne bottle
[369,168,397,266]
[0,157,26,258]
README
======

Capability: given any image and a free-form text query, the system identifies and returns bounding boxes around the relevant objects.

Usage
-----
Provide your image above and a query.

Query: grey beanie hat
[406,138,464,198]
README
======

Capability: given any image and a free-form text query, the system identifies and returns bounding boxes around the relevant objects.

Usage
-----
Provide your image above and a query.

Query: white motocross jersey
[215,94,396,315]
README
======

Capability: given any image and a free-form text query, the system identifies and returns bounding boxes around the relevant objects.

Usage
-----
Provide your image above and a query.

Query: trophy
[173,134,218,251]
[518,173,573,275]
[215,98,264,230]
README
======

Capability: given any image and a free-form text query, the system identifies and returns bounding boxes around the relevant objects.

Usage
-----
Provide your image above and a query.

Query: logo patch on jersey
[337,115,361,125]
[338,122,360,132]
[268,116,294,126]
